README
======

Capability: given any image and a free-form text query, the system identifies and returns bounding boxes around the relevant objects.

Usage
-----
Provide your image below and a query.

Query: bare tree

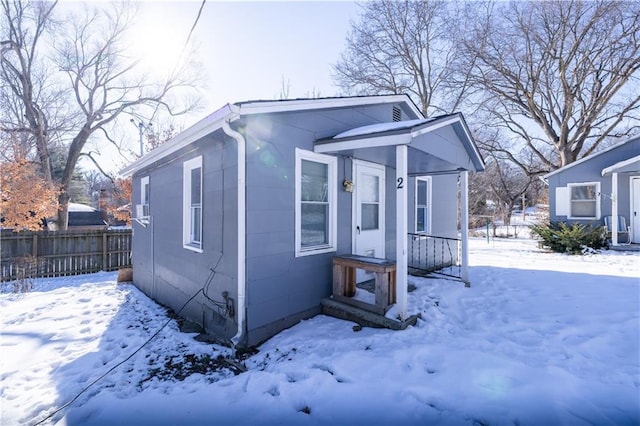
[1,2,201,229]
[483,156,535,225]
[277,75,291,100]
[459,0,640,174]
[0,0,64,182]
[333,0,471,116]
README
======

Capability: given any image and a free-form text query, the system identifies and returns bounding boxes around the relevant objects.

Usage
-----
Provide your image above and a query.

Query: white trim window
[295,148,337,257]
[415,176,432,233]
[568,182,600,219]
[140,176,150,217]
[183,156,203,251]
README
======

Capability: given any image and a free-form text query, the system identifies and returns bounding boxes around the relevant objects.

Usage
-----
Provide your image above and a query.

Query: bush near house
[531,222,607,254]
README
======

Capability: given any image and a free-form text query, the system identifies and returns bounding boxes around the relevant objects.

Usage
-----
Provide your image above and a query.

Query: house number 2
[397,177,404,189]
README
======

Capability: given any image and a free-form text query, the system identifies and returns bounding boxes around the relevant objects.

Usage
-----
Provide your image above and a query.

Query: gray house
[120,95,484,347]
[544,135,640,245]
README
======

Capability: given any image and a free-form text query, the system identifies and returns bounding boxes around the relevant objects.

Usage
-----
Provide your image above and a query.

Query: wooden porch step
[321,297,420,331]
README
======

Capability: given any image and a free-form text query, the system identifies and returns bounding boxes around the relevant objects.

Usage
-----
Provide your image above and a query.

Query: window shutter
[555,187,569,216]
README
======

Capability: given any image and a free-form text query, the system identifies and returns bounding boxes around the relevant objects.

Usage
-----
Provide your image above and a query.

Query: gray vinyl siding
[132,132,239,343]
[431,174,459,238]
[242,117,348,346]
[406,174,459,238]
[548,138,639,227]
[131,100,430,347]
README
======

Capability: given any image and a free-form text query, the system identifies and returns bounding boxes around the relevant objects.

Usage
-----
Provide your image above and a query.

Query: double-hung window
[295,148,337,256]
[415,177,431,233]
[568,182,600,219]
[183,156,203,251]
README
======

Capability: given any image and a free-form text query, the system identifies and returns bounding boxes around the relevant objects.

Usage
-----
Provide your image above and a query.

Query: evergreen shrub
[531,222,607,254]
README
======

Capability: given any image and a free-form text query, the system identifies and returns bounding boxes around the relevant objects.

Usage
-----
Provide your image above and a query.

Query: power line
[34,286,204,425]
[150,0,207,123]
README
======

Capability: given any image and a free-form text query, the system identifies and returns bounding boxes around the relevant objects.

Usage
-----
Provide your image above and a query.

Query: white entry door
[353,160,385,265]
[632,177,640,243]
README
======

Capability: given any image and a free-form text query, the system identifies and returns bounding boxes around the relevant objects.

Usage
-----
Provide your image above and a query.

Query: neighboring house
[544,135,640,245]
[66,203,108,231]
[120,95,485,347]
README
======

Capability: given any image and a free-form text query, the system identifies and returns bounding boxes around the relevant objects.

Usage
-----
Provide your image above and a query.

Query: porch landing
[321,297,421,330]
[609,243,640,252]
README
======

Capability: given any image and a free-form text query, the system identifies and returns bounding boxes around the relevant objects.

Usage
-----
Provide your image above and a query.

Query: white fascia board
[601,154,640,176]
[544,136,639,179]
[120,95,424,177]
[120,104,239,177]
[239,94,422,118]
[410,116,460,138]
[314,133,412,154]
[410,113,485,172]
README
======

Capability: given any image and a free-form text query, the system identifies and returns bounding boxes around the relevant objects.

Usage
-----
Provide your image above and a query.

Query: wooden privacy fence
[1,229,132,282]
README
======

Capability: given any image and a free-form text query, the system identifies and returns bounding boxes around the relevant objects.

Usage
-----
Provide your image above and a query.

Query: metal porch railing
[408,233,461,280]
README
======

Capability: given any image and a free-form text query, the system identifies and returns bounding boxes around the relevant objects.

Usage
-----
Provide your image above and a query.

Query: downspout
[460,171,470,286]
[222,116,246,347]
[612,173,618,246]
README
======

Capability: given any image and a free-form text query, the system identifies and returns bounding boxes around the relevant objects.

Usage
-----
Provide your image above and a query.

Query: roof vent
[392,106,402,122]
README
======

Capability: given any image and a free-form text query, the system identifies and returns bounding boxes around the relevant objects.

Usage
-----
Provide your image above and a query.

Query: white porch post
[612,172,619,246]
[396,145,408,320]
[460,171,470,286]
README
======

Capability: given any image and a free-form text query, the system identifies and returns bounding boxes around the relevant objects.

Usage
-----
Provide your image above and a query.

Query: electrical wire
[149,0,207,123]
[34,286,204,425]
[202,255,231,317]
[35,251,233,425]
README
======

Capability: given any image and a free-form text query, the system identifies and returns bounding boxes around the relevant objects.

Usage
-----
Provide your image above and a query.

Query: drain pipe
[222,117,246,347]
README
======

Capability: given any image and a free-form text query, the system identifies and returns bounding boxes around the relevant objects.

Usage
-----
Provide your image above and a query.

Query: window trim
[415,176,432,234]
[140,176,150,217]
[295,148,337,257]
[183,156,203,252]
[567,181,600,220]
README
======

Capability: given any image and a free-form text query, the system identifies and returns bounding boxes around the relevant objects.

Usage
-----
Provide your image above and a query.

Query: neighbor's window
[568,182,600,219]
[295,148,337,256]
[415,177,431,233]
[183,156,203,251]
[140,176,150,217]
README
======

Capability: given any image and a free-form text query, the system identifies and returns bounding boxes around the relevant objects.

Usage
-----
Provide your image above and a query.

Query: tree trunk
[56,192,70,230]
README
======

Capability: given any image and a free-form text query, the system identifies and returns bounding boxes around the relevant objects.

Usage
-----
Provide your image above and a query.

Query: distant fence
[1,229,132,282]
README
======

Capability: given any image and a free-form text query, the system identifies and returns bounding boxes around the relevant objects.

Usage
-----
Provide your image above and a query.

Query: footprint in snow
[312,364,349,383]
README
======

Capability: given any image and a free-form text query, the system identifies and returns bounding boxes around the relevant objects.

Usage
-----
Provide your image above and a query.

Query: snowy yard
[1,238,639,425]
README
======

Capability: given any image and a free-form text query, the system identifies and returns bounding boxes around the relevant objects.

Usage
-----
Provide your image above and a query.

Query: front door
[353,160,385,269]
[632,177,640,243]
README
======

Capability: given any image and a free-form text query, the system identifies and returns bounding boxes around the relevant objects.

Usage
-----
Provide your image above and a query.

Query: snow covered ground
[1,238,638,425]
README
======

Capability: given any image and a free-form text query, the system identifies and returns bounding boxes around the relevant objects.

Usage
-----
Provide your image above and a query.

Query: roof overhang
[544,135,640,180]
[601,154,640,176]
[314,113,485,175]
[119,95,422,177]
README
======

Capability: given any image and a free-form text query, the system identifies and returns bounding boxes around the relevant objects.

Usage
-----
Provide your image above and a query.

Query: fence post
[102,233,108,271]
[32,233,38,258]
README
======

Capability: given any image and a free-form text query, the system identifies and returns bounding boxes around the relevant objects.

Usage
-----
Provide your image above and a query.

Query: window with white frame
[140,176,150,217]
[568,182,600,219]
[295,149,337,256]
[183,156,203,251]
[415,177,431,233]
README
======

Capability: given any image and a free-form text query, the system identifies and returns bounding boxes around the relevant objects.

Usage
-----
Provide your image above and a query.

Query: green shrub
[531,222,608,254]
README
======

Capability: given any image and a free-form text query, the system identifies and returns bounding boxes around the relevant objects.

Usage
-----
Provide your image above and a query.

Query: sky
[130,1,360,118]
[61,0,361,171]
